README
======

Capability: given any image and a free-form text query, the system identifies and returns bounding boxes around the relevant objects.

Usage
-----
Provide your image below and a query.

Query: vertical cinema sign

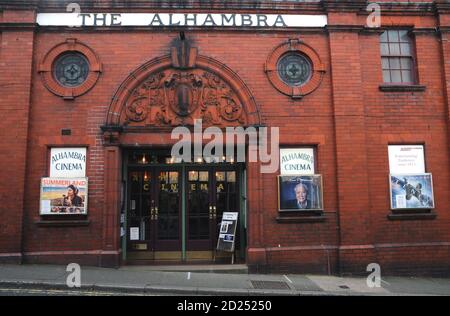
[36,13,327,28]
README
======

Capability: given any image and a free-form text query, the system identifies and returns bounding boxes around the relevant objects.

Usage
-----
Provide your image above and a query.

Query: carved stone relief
[122,68,247,127]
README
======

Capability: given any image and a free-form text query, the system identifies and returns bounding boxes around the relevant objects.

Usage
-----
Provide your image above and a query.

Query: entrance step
[119,264,248,274]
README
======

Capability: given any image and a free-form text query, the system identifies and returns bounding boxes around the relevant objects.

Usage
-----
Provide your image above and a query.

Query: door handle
[209,205,213,219]
[213,206,217,219]
[154,206,159,220]
[150,199,155,220]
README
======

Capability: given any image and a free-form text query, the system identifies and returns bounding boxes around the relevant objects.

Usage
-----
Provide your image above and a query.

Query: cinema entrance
[99,36,262,265]
[123,149,246,264]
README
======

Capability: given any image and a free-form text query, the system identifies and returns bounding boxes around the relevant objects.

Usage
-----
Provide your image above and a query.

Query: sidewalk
[1,264,450,296]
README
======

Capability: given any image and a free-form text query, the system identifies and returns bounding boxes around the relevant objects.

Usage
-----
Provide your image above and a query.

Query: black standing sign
[216,212,238,253]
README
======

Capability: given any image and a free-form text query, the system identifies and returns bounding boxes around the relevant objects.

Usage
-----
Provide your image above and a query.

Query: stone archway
[103,38,261,141]
[100,38,263,265]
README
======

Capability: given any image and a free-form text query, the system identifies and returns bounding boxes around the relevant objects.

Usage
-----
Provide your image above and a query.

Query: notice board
[216,212,238,253]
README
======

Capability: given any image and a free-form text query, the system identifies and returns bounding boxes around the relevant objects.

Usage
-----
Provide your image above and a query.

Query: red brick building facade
[0,0,449,276]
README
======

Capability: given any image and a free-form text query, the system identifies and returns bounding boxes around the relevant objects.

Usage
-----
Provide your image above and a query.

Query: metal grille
[277,53,312,87]
[251,280,291,290]
[53,52,89,87]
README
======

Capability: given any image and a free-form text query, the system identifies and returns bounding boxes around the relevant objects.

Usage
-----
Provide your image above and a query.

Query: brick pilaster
[436,2,450,163]
[101,146,121,267]
[327,12,375,273]
[0,9,36,262]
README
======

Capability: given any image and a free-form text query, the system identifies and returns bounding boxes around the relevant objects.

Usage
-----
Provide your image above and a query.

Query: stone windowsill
[36,219,90,227]
[379,84,426,92]
[276,211,326,223]
[387,211,436,221]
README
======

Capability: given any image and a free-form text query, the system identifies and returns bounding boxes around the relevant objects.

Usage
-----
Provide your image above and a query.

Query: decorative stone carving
[105,35,260,133]
[122,68,247,127]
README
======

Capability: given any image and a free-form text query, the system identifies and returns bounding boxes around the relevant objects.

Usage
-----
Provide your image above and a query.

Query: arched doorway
[102,37,260,264]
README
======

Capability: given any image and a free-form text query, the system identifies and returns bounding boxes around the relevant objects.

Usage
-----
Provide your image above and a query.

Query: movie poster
[40,177,88,215]
[390,174,434,209]
[278,175,323,211]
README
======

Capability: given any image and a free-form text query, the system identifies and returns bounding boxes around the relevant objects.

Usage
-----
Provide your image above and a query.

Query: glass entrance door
[127,168,182,259]
[186,169,213,252]
[127,169,154,253]
[126,160,241,262]
[154,169,181,251]
[185,167,240,255]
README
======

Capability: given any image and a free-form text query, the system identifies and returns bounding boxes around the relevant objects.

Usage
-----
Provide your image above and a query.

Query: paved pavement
[0,264,449,296]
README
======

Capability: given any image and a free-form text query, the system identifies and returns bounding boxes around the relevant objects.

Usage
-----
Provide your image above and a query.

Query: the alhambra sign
[37,13,327,28]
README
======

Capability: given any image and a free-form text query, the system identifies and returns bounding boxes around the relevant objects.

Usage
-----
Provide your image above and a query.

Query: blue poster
[390,174,434,209]
[278,175,323,211]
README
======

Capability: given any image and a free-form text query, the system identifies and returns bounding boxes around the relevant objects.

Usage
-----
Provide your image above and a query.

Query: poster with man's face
[278,175,323,211]
[40,177,88,215]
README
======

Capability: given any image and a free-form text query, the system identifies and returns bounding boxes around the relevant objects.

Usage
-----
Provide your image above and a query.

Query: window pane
[381,43,389,55]
[402,70,413,83]
[400,43,411,56]
[188,171,198,181]
[215,171,225,182]
[199,171,209,182]
[391,70,402,83]
[169,172,178,184]
[381,57,390,69]
[389,43,400,55]
[389,58,401,69]
[388,30,399,42]
[383,70,391,83]
[380,31,388,42]
[400,58,412,70]
[227,171,236,183]
[199,218,209,238]
[399,30,410,43]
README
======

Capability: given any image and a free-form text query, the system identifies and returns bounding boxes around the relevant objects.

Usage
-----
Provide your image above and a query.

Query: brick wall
[0,1,449,275]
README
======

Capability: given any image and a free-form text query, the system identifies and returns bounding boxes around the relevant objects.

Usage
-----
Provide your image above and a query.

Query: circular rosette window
[277,53,312,87]
[265,39,325,99]
[53,53,90,87]
[39,39,102,99]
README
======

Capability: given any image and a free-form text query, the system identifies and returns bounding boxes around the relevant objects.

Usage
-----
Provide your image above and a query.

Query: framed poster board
[278,175,323,211]
[390,173,435,209]
[40,177,88,215]
[217,212,238,253]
